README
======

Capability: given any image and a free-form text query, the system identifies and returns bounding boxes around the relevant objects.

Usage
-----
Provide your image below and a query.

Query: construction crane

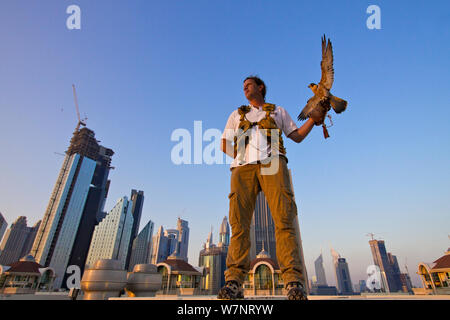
[366,233,376,241]
[72,84,87,131]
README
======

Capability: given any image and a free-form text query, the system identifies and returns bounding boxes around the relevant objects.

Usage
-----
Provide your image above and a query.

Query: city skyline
[1,1,449,290]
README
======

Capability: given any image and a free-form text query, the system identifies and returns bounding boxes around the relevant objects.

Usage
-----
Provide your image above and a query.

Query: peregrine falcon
[298,35,348,138]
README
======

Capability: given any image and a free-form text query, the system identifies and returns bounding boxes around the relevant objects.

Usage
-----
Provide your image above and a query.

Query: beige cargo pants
[224,156,305,286]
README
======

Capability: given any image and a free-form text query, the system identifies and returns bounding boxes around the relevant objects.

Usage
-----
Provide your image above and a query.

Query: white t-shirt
[221,104,298,168]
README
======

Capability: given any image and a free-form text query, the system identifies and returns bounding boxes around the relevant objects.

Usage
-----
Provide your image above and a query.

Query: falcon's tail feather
[329,95,347,113]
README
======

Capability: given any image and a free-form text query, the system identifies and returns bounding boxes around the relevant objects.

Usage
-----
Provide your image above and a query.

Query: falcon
[298,35,348,138]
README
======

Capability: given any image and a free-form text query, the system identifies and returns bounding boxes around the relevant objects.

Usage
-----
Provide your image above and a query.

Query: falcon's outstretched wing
[319,35,334,90]
[297,95,321,121]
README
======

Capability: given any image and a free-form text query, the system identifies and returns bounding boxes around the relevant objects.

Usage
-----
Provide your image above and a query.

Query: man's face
[243,79,264,101]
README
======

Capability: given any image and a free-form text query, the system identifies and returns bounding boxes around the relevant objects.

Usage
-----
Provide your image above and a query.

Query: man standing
[218,76,326,300]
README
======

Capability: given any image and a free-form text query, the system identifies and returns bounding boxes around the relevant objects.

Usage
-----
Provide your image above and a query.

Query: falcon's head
[308,83,318,93]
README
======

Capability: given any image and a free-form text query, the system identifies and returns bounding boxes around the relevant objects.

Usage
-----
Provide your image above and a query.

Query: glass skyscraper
[0,212,7,246]
[85,196,134,270]
[198,217,229,294]
[369,239,403,293]
[128,220,154,271]
[330,247,354,295]
[124,190,145,270]
[0,217,40,266]
[30,127,113,288]
[314,253,328,286]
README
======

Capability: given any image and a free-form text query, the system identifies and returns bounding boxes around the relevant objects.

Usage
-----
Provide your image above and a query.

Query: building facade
[0,255,55,294]
[243,248,285,296]
[0,212,7,246]
[124,190,144,270]
[150,218,190,264]
[128,220,154,271]
[85,196,134,270]
[330,247,354,295]
[156,256,203,295]
[219,216,230,246]
[417,249,450,295]
[0,217,41,266]
[198,229,228,295]
[30,127,113,288]
[314,253,328,286]
[150,226,169,264]
[250,192,277,262]
[369,239,403,293]
[176,218,189,261]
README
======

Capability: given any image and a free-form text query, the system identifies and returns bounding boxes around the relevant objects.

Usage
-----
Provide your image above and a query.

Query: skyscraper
[30,126,113,288]
[128,220,154,271]
[330,247,354,295]
[218,216,230,247]
[0,217,41,266]
[150,226,170,264]
[150,218,190,264]
[249,170,309,291]
[85,196,134,270]
[125,190,144,270]
[176,218,189,262]
[369,239,400,293]
[314,253,328,286]
[250,192,276,262]
[165,229,180,257]
[0,212,7,245]
[62,145,114,288]
[199,228,228,294]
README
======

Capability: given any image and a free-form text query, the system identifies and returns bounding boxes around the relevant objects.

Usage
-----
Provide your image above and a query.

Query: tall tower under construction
[30,126,114,289]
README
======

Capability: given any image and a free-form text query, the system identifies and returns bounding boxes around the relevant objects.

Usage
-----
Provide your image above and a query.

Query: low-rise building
[417,249,450,295]
[243,248,285,296]
[156,255,204,295]
[0,255,55,295]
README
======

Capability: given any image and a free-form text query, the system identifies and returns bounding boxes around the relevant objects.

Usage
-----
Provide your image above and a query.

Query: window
[254,264,273,290]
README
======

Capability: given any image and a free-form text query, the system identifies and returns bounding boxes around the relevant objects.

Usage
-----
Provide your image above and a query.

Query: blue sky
[0,1,449,288]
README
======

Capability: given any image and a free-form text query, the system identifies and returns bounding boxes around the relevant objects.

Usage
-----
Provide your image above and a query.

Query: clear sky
[0,0,449,288]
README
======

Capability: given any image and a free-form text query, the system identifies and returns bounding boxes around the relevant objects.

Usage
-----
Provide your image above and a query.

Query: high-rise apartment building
[150,218,190,264]
[85,196,134,270]
[314,253,328,286]
[330,247,354,295]
[0,217,41,265]
[165,229,180,256]
[124,190,144,270]
[176,218,189,261]
[30,127,113,288]
[219,216,230,247]
[128,220,154,271]
[150,226,170,264]
[250,192,276,262]
[0,212,7,245]
[369,239,402,293]
[199,224,228,294]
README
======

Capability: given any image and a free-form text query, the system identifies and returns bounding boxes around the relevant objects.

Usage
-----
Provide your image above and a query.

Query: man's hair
[244,76,266,99]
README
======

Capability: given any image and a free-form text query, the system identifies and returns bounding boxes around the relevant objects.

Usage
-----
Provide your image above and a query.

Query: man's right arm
[221,111,237,159]
[221,138,235,158]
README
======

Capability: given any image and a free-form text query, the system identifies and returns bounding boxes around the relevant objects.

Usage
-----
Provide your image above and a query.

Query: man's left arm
[288,118,315,143]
